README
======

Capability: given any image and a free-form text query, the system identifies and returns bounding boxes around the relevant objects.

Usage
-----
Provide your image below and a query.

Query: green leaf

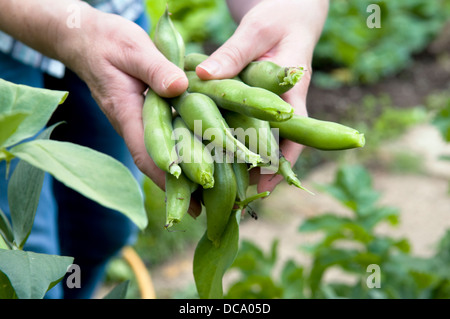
[0,249,73,299]
[0,208,13,247]
[280,259,305,299]
[7,157,45,249]
[432,99,450,142]
[103,281,130,299]
[0,111,30,148]
[225,275,282,299]
[0,271,17,299]
[193,210,241,299]
[7,122,68,249]
[0,79,68,148]
[230,239,276,277]
[298,214,352,233]
[320,165,380,216]
[9,139,147,230]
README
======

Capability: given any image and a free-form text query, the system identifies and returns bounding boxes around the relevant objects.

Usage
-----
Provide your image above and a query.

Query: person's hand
[54,5,205,216]
[196,0,328,194]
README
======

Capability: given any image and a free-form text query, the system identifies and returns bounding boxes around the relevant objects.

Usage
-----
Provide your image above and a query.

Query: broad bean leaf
[193,210,240,299]
[280,259,306,299]
[319,165,380,216]
[0,111,30,148]
[0,79,67,148]
[225,274,282,299]
[0,249,73,299]
[7,123,63,249]
[9,139,148,230]
[229,239,279,278]
[298,214,352,233]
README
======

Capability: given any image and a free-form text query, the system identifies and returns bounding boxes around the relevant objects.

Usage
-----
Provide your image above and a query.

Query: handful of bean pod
[143,8,365,298]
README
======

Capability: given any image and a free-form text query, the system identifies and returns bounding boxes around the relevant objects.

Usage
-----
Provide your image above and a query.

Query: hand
[56,6,205,216]
[196,0,329,193]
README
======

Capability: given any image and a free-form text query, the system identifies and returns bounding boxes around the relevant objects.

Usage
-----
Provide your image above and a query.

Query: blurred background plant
[103,0,450,299]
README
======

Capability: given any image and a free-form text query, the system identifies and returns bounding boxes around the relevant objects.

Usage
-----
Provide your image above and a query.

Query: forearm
[0,0,92,64]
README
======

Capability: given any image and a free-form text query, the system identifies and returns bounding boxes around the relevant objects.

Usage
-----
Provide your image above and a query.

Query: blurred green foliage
[313,0,450,87]
[226,165,450,299]
[432,97,450,143]
[145,0,236,53]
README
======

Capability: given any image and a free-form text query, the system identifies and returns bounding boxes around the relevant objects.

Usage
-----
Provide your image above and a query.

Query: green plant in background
[225,164,450,299]
[431,96,450,192]
[313,0,450,87]
[225,239,306,299]
[145,0,236,53]
[0,79,147,299]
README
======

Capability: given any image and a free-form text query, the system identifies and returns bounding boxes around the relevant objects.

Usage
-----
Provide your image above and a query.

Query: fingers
[107,27,188,98]
[131,47,188,98]
[196,18,280,80]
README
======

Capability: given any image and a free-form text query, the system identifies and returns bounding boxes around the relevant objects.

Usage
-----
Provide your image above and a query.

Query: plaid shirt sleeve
[0,0,145,79]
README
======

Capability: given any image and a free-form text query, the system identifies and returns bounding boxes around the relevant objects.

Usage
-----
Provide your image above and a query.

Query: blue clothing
[0,10,149,299]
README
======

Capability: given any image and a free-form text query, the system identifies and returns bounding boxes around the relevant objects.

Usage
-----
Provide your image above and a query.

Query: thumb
[110,37,188,98]
[196,22,279,80]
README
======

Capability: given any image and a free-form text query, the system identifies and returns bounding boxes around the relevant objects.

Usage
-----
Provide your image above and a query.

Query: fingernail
[198,60,221,75]
[163,75,183,90]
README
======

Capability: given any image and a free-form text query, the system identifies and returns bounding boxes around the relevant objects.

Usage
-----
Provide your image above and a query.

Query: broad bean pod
[172,116,215,189]
[186,71,294,122]
[153,7,185,69]
[202,161,237,246]
[239,61,304,95]
[142,89,181,178]
[270,114,365,150]
[165,171,198,229]
[171,92,262,167]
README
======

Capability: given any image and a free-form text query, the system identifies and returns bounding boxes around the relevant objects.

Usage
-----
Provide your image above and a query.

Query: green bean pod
[223,110,279,162]
[142,89,181,178]
[172,116,215,189]
[171,92,262,167]
[165,172,198,229]
[153,7,185,69]
[277,155,314,195]
[232,162,249,202]
[186,71,294,122]
[184,52,208,71]
[224,111,312,193]
[239,61,304,95]
[270,114,366,150]
[202,161,237,246]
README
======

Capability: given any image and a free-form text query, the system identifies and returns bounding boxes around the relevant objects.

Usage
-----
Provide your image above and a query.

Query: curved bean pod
[239,60,304,95]
[186,71,294,122]
[224,111,312,193]
[153,7,185,69]
[184,52,208,71]
[270,114,366,150]
[165,171,198,229]
[172,116,215,189]
[142,89,181,178]
[202,161,237,246]
[171,92,262,167]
